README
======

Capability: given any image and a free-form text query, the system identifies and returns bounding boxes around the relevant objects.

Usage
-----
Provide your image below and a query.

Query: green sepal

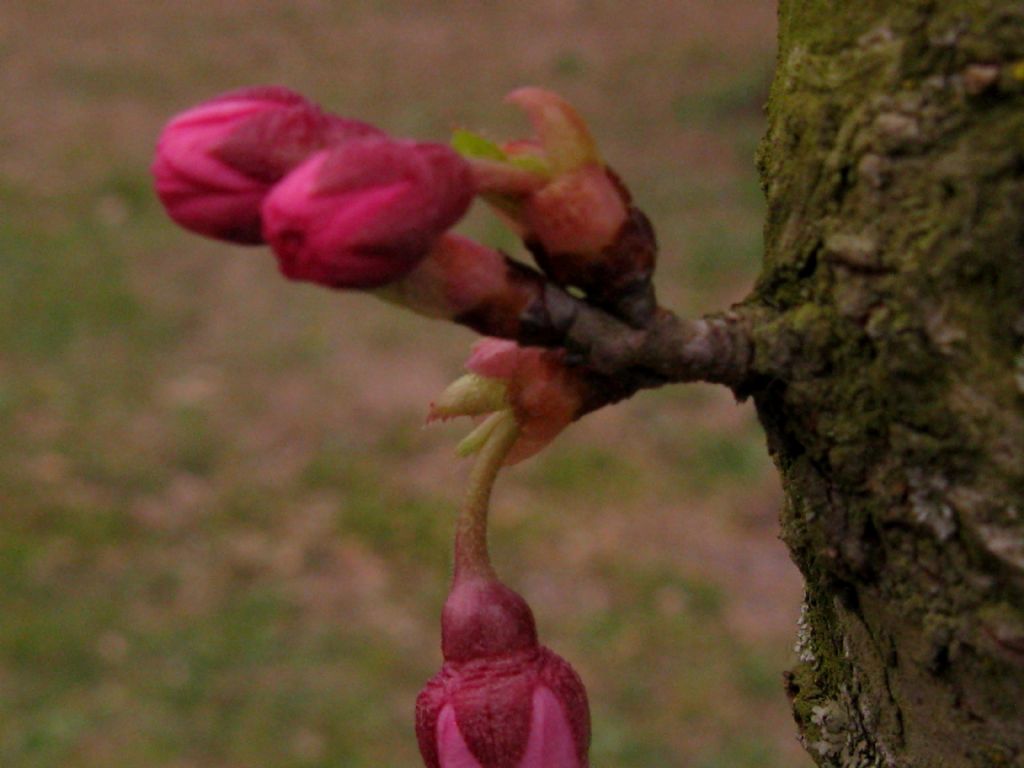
[431,374,509,419]
[508,153,550,175]
[456,411,509,457]
[451,129,508,161]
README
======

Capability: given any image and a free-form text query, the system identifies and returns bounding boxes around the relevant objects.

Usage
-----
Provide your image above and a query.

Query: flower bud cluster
[152,85,654,457]
[153,86,473,288]
[153,84,659,336]
[151,87,665,767]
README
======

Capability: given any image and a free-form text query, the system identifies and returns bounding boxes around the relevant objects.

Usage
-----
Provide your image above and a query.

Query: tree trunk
[752,1,1024,765]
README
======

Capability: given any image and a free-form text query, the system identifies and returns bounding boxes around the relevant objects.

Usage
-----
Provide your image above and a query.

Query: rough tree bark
[752,1,1024,765]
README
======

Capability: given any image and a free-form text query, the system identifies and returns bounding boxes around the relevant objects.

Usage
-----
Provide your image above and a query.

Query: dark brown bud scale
[528,205,658,327]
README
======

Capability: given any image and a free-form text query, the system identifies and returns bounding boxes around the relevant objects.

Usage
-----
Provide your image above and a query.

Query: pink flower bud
[416,573,590,767]
[152,86,383,244]
[521,165,628,257]
[261,139,475,289]
[462,88,657,325]
[501,87,629,259]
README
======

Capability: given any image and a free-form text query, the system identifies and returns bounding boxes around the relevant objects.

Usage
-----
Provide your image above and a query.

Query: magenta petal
[518,686,582,768]
[160,186,267,244]
[261,148,423,287]
[262,139,474,289]
[436,704,485,768]
[205,85,310,109]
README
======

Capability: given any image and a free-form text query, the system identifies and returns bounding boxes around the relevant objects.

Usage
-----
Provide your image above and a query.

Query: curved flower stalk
[416,415,591,768]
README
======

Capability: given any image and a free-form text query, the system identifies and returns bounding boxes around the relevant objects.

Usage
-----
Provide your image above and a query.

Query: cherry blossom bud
[505,89,656,323]
[483,87,628,259]
[153,86,383,244]
[503,88,599,177]
[459,88,656,325]
[261,139,475,289]
[430,338,586,464]
[521,164,629,257]
[416,572,590,767]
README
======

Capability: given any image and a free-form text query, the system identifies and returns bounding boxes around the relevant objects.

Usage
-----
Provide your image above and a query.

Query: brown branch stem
[515,278,759,396]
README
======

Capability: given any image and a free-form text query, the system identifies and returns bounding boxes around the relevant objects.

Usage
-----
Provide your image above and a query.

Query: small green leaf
[451,129,507,161]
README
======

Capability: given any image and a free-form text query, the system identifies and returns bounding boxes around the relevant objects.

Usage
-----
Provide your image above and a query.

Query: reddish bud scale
[527,204,658,327]
[387,235,548,339]
[472,87,659,327]
[521,165,626,257]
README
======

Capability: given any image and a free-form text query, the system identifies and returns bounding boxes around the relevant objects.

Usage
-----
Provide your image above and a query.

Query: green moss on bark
[753,1,1024,764]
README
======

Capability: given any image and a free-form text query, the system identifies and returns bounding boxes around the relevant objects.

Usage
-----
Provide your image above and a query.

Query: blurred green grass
[0,2,810,766]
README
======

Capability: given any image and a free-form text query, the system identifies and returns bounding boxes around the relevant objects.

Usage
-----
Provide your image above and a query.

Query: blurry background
[0,1,811,766]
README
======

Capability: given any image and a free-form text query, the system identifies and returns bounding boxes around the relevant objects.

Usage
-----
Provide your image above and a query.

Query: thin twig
[515,278,758,393]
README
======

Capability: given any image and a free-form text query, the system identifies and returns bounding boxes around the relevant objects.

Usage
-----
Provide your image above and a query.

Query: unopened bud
[459,88,656,325]
[261,139,475,289]
[499,88,629,260]
[523,164,628,257]
[152,86,382,244]
[416,570,590,767]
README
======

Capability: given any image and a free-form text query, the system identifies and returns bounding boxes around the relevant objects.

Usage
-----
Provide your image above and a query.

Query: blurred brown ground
[0,2,811,766]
